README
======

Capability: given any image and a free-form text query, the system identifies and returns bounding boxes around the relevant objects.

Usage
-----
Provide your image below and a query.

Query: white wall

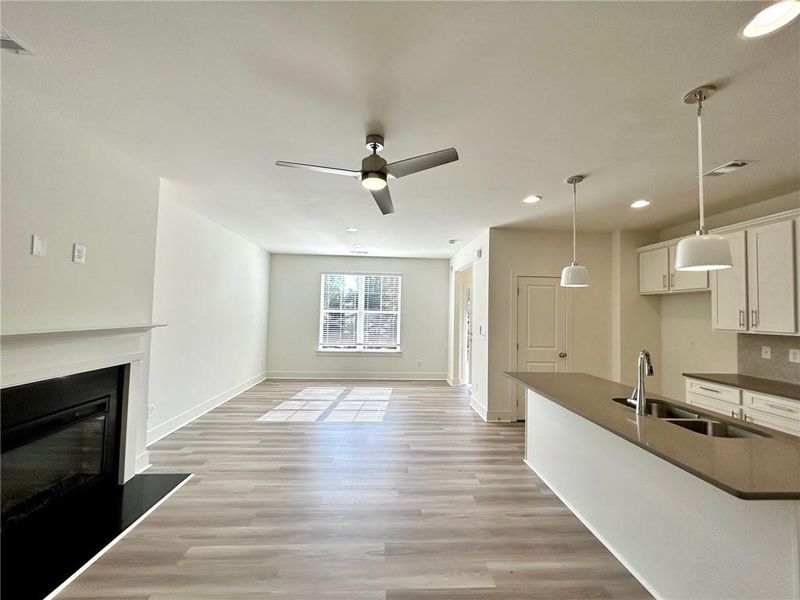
[1,84,159,331]
[610,230,662,391]
[448,231,490,415]
[147,195,269,443]
[487,228,614,420]
[267,254,449,379]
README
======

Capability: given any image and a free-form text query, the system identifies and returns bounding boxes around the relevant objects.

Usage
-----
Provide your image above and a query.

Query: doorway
[457,266,473,389]
[516,276,569,420]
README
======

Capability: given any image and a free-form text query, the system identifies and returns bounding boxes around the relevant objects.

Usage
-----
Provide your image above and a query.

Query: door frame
[511,273,573,421]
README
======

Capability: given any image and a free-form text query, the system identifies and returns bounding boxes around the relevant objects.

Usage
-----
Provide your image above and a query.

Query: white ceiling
[3,1,798,258]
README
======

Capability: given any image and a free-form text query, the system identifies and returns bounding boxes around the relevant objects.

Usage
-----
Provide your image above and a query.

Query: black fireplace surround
[1,366,124,529]
[1,366,190,599]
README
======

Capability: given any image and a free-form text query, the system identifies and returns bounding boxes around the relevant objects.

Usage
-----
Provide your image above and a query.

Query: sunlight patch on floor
[258,388,391,423]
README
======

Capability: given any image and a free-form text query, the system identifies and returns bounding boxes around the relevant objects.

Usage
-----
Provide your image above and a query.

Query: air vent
[1,31,31,55]
[704,161,749,177]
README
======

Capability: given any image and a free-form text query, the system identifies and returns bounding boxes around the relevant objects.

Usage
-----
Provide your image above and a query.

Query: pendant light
[560,175,589,287]
[674,86,732,272]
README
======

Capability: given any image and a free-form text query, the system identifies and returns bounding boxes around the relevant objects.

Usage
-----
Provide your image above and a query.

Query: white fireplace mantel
[1,323,165,482]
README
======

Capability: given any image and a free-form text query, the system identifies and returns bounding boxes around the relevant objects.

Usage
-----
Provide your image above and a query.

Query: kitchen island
[505,371,800,600]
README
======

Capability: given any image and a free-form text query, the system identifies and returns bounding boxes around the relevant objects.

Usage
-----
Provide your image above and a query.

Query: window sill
[317,349,403,357]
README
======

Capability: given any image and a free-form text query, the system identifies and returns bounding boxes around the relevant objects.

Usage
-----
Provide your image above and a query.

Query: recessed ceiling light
[742,0,800,38]
[522,195,542,204]
[630,199,650,209]
[345,227,358,232]
[448,239,458,245]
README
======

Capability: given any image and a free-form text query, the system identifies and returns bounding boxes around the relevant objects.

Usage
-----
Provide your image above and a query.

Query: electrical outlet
[72,243,87,264]
[790,349,800,364]
[148,404,155,418]
[762,346,771,359]
[31,234,47,256]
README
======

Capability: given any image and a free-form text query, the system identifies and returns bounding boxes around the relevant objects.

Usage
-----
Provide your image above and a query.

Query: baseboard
[135,451,151,474]
[523,458,659,600]
[447,377,464,386]
[146,371,266,446]
[469,396,488,421]
[266,370,447,380]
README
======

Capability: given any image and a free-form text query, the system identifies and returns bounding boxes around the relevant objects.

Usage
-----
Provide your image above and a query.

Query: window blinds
[319,273,401,350]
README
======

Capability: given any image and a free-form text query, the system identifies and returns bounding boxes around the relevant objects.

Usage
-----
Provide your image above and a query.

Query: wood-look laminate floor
[58,380,651,599]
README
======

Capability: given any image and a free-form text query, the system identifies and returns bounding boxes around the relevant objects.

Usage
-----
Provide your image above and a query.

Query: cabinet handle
[739,309,745,329]
[751,309,758,328]
[730,410,736,418]
[698,386,720,394]
[662,274,667,289]
[765,403,795,413]
[670,273,675,288]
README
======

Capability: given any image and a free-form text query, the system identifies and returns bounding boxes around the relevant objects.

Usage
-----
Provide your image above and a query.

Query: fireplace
[1,365,124,529]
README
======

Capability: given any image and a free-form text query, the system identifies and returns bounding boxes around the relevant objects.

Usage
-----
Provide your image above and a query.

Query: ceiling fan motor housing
[361,153,387,176]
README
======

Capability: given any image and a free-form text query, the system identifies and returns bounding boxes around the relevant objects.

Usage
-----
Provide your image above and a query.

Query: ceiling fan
[276,134,459,215]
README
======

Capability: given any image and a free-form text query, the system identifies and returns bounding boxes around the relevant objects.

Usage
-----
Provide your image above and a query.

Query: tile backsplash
[738,334,800,384]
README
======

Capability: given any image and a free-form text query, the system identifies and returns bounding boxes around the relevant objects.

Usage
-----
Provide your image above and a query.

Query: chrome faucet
[630,349,655,416]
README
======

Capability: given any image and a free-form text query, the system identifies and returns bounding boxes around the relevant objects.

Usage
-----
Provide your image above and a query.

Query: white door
[669,244,708,291]
[516,276,568,420]
[639,247,669,293]
[747,220,797,334]
[711,230,748,331]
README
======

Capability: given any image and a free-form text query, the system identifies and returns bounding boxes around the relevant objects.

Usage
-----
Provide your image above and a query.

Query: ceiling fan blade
[370,186,394,215]
[275,161,360,178]
[385,148,459,179]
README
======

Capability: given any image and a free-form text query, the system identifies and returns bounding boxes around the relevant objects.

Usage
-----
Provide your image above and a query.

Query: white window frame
[318,272,402,353]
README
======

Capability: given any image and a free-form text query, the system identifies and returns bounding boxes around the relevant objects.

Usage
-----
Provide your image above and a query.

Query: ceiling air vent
[704,161,749,177]
[1,31,31,55]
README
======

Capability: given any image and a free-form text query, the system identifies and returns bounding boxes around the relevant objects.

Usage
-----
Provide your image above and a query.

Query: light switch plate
[761,346,771,359]
[72,243,87,264]
[31,234,47,256]
[790,349,800,364]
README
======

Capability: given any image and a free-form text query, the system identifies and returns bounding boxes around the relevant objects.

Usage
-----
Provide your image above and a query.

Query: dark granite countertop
[684,373,800,402]
[504,371,800,500]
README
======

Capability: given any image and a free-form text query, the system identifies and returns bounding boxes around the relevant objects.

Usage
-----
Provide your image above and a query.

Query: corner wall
[146,195,270,443]
[448,232,490,417]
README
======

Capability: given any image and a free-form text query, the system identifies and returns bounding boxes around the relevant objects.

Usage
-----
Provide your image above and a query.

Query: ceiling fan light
[674,232,732,271]
[560,263,589,287]
[742,0,800,37]
[361,172,387,191]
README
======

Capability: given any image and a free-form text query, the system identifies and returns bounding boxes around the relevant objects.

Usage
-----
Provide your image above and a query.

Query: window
[319,273,401,352]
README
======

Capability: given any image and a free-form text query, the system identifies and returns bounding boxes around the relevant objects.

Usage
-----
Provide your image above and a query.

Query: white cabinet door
[639,247,669,294]
[669,244,708,291]
[747,220,797,334]
[711,230,748,331]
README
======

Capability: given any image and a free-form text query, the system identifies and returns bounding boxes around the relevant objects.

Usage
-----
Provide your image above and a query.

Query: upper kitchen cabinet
[709,211,799,335]
[711,230,747,331]
[639,247,669,293]
[638,243,708,295]
[746,220,796,334]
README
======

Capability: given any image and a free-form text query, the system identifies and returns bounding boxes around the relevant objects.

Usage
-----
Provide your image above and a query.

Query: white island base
[524,390,800,600]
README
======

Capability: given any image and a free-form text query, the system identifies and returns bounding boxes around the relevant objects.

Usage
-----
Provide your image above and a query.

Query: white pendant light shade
[677,85,733,272]
[561,263,589,287]
[675,233,732,272]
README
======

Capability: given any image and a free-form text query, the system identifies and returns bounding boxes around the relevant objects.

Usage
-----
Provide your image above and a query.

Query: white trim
[447,377,464,386]
[147,371,266,445]
[469,396,488,421]
[316,349,403,356]
[523,459,659,599]
[1,323,166,339]
[135,451,151,473]
[43,474,194,600]
[266,370,446,380]
[1,351,143,389]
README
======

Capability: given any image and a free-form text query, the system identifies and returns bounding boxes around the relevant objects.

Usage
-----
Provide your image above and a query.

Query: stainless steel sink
[610,397,767,439]
[662,418,763,439]
[611,397,697,419]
